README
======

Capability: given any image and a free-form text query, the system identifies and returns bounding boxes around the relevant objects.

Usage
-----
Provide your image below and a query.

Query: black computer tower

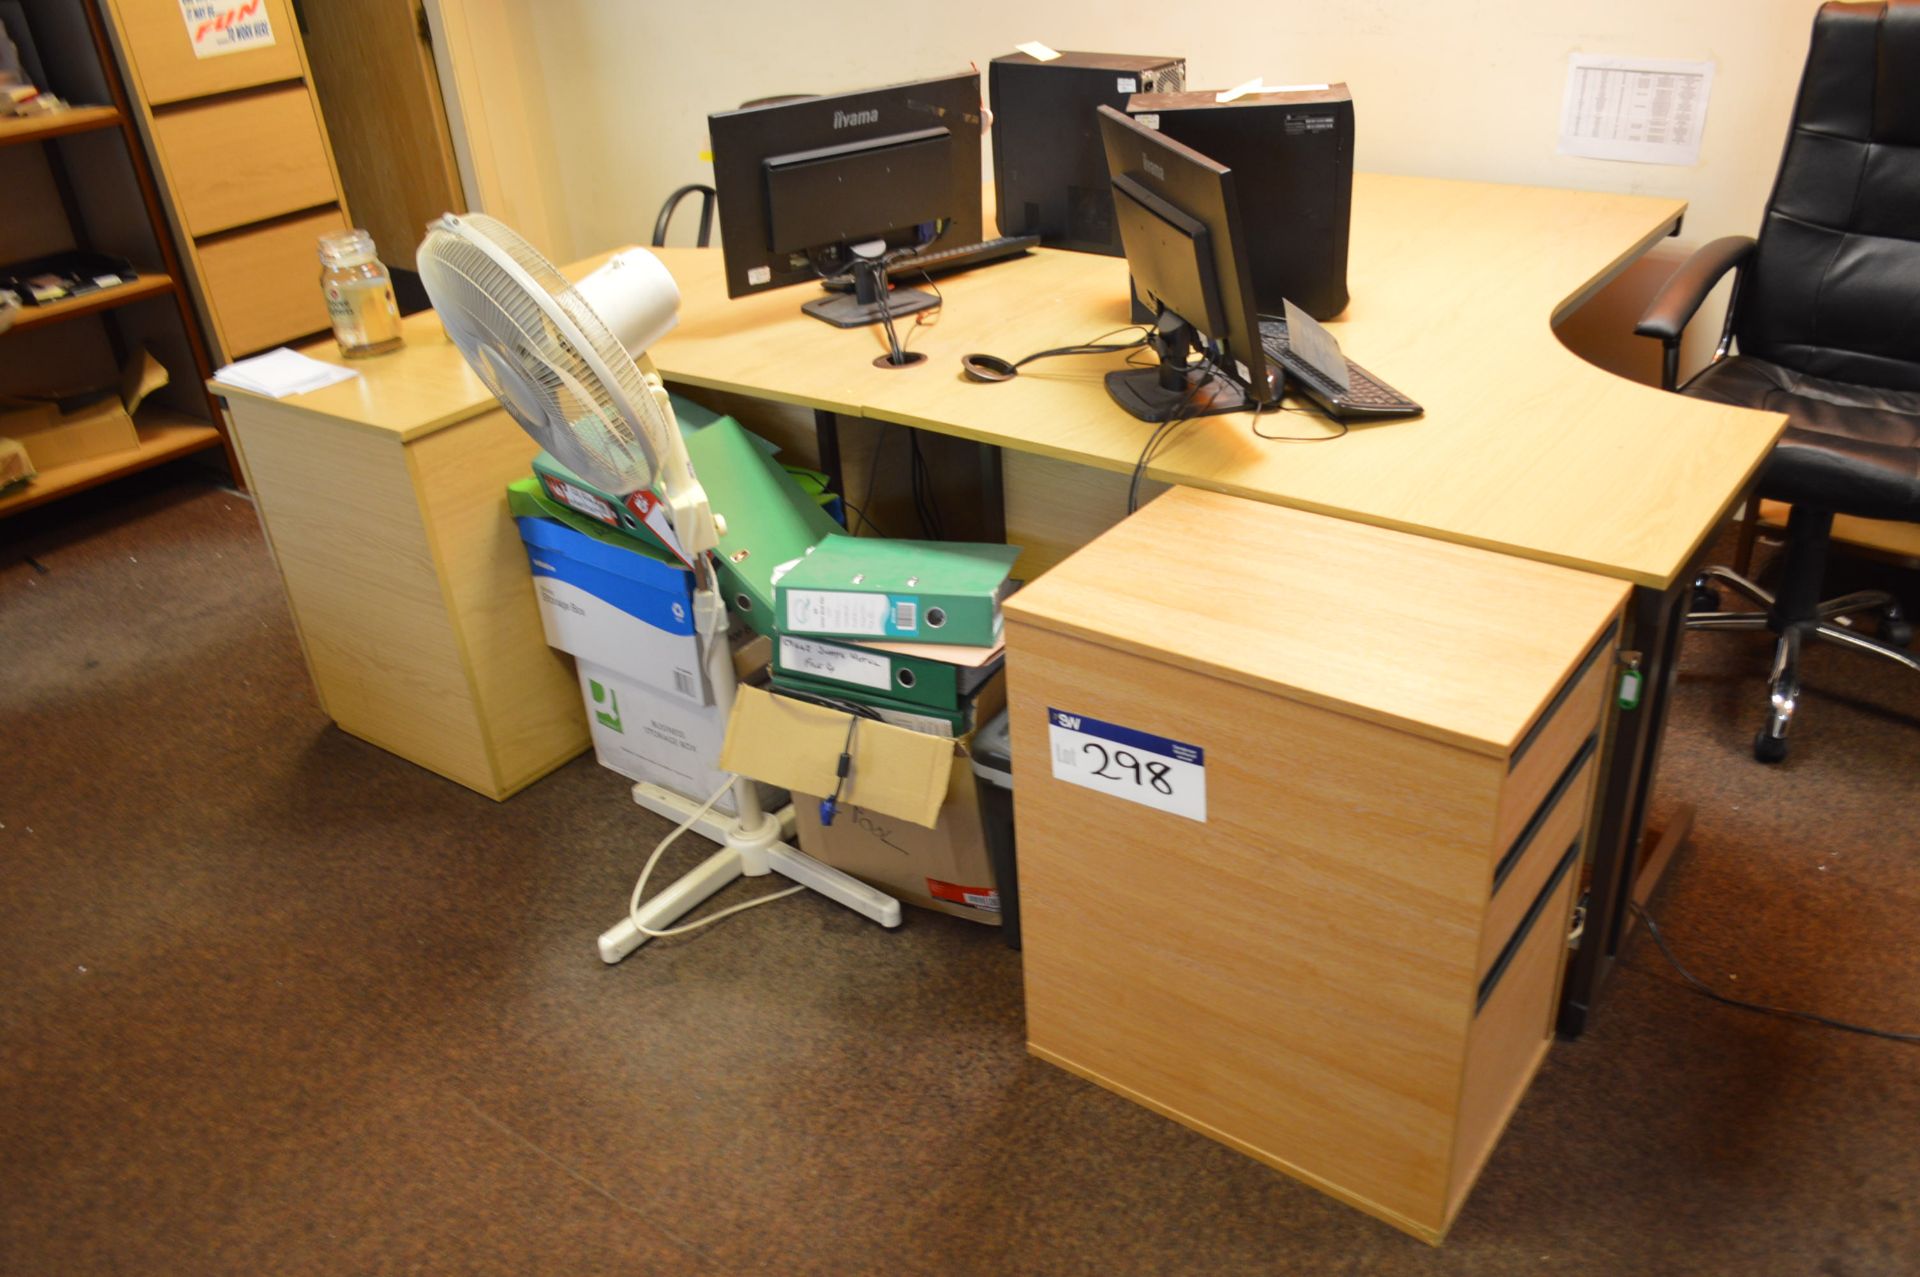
[1127,86,1354,320]
[990,51,1186,255]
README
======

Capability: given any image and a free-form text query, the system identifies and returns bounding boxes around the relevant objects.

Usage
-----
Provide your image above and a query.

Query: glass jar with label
[318,229,403,358]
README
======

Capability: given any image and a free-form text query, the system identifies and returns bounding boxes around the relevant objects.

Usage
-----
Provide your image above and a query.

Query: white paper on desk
[213,348,360,399]
[1558,55,1715,166]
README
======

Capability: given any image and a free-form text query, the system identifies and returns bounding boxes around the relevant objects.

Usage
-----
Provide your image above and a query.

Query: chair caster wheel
[1752,730,1788,763]
[1882,618,1913,647]
[1690,584,1721,613]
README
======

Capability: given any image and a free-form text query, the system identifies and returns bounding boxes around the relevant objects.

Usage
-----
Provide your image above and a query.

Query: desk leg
[977,444,1006,544]
[1557,574,1692,1038]
[814,410,844,500]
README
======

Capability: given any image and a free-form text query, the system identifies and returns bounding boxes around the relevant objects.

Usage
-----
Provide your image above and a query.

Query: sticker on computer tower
[1047,708,1205,822]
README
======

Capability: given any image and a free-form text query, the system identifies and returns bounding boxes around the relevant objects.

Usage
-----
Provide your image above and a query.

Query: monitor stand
[1104,312,1249,422]
[802,257,938,329]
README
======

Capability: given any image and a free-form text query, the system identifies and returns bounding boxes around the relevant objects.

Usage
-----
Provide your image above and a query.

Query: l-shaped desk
[640,172,1787,1036]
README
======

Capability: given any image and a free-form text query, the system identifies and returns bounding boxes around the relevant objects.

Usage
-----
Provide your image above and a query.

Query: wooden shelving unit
[0,0,228,520]
[0,408,220,516]
[6,271,172,330]
[0,103,121,143]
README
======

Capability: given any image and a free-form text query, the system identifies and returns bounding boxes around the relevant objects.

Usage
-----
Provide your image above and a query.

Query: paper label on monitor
[746,266,771,286]
[1116,77,1137,93]
[779,636,892,692]
[179,1,277,59]
[1015,41,1061,61]
[1047,708,1206,822]
[1136,113,1160,130]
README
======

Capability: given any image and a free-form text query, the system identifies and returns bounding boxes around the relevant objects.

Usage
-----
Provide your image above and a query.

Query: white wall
[505,0,1827,382]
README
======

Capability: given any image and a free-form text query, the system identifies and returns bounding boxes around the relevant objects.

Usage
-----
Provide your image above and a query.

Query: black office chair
[652,184,715,248]
[651,95,821,248]
[1636,0,1920,763]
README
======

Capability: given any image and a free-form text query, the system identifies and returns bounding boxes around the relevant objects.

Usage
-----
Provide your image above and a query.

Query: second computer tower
[1127,87,1355,320]
[990,51,1186,255]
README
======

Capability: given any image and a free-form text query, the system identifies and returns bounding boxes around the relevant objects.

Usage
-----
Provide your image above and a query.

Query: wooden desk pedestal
[1004,488,1627,1241]
[220,312,589,800]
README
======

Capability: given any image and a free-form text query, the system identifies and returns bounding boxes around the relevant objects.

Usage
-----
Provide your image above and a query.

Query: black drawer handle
[1492,733,1597,892]
[1478,838,1581,1014]
[1509,620,1618,772]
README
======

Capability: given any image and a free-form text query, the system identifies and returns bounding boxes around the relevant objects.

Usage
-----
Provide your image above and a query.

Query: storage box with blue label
[516,505,708,705]
[512,491,775,816]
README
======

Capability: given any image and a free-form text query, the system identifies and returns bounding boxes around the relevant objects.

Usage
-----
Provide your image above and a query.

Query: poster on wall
[177,0,277,60]
[1558,55,1715,166]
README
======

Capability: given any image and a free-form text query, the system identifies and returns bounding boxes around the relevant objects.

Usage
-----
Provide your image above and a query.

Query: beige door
[297,0,465,272]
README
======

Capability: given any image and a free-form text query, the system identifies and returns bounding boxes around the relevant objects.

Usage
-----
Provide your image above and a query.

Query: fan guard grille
[417,213,669,495]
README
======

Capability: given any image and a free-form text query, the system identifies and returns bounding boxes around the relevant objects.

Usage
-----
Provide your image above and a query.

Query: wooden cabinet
[0,0,227,521]
[197,207,345,355]
[1002,487,1628,1243]
[106,0,303,102]
[101,0,351,360]
[150,86,338,234]
[219,309,589,800]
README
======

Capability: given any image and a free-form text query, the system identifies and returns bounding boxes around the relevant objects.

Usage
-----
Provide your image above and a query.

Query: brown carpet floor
[4,468,1917,1276]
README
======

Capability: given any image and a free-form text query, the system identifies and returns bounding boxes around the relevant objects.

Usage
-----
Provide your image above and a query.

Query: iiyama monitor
[709,72,984,333]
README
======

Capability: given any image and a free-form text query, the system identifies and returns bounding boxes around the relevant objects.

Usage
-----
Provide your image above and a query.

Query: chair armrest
[653,184,717,249]
[1635,236,1755,344]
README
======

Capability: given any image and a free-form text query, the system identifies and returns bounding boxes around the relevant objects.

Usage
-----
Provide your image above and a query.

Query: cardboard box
[515,510,710,707]
[719,679,1006,925]
[0,437,33,490]
[515,510,779,816]
[576,657,778,818]
[0,348,167,472]
[1,394,137,471]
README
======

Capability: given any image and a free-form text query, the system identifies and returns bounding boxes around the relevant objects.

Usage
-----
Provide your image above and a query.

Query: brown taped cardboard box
[0,349,168,472]
[0,397,137,471]
[719,676,1005,925]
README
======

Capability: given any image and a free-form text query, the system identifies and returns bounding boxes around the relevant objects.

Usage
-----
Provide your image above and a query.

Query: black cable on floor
[1629,901,1920,1045]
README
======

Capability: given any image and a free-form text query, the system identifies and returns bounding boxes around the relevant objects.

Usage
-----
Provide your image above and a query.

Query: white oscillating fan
[417,212,901,962]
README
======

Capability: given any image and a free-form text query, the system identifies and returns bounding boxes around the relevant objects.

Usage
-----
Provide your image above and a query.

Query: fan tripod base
[630,782,797,847]
[597,810,903,964]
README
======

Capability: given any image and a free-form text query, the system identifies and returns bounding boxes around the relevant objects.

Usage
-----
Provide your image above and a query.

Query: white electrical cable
[628,776,803,939]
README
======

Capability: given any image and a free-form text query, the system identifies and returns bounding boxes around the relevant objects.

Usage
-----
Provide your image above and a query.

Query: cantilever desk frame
[648,173,1785,1032]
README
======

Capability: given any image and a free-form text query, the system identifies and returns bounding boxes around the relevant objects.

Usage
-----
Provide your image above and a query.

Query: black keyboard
[822,235,1040,292]
[1258,317,1423,421]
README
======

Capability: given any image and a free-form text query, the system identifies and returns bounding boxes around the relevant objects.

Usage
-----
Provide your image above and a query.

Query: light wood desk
[648,174,1781,588]
[642,173,1788,1034]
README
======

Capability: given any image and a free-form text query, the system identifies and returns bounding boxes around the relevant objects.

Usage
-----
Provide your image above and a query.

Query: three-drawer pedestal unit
[1004,486,1627,1242]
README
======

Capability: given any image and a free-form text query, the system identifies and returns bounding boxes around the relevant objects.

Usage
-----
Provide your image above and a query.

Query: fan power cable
[626,778,803,940]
